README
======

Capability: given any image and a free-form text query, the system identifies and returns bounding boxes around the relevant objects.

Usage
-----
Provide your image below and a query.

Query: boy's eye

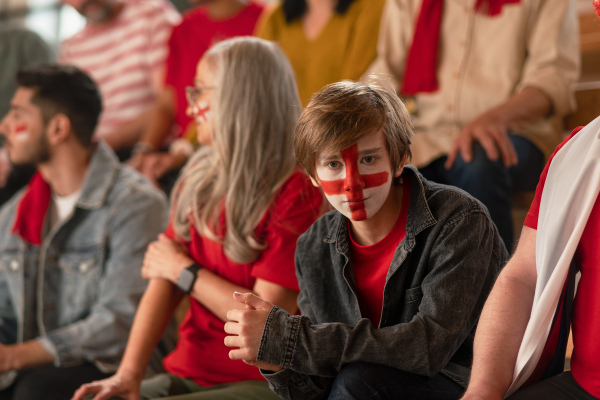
[327,161,340,169]
[363,156,375,164]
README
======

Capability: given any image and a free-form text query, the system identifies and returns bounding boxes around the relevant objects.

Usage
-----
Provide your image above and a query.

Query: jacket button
[79,262,91,273]
[10,260,18,271]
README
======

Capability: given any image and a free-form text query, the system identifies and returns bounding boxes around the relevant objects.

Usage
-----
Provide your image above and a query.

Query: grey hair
[170,37,301,264]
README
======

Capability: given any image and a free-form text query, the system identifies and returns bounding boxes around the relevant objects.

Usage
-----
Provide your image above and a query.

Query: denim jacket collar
[77,140,120,210]
[323,165,437,254]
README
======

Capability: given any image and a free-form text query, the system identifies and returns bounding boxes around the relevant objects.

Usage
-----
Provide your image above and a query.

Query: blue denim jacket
[258,166,508,399]
[0,141,170,373]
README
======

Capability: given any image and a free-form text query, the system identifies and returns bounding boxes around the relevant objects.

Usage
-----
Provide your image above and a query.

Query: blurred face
[313,130,401,221]
[186,58,216,146]
[62,0,118,23]
[0,88,51,166]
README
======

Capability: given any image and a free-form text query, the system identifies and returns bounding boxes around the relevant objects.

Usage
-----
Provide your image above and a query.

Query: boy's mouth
[346,197,370,210]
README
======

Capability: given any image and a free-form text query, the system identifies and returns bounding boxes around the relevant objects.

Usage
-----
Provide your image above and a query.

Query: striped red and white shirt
[60,0,180,138]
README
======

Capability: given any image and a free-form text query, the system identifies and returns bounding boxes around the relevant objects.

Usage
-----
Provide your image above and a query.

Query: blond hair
[171,37,301,264]
[294,77,413,180]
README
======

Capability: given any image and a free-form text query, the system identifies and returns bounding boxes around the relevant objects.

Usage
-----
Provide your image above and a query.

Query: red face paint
[195,102,211,123]
[14,124,30,142]
[320,144,389,220]
[15,124,27,133]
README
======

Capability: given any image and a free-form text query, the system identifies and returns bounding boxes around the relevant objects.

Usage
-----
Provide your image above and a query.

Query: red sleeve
[524,127,585,229]
[251,171,324,292]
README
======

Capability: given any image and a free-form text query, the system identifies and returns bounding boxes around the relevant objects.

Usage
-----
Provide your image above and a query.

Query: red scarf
[12,172,52,245]
[401,0,521,96]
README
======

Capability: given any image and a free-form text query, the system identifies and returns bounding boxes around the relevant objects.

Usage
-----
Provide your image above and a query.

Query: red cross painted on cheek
[320,144,389,220]
[195,103,211,123]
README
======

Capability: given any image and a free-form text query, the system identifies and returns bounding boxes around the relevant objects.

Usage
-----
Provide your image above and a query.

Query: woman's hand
[140,152,187,182]
[71,370,141,400]
[142,234,193,284]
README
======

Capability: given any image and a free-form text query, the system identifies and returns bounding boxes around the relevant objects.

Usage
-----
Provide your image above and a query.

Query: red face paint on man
[315,130,400,222]
[14,124,31,142]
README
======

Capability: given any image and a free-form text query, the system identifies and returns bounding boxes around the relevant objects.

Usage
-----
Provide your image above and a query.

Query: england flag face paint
[194,101,211,124]
[315,131,395,222]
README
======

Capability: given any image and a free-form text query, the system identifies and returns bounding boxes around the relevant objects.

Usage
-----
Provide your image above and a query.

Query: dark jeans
[0,363,111,400]
[328,363,464,400]
[507,372,598,400]
[419,134,544,251]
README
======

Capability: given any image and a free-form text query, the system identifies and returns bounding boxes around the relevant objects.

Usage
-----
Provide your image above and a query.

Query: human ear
[309,175,321,188]
[46,113,72,145]
[394,154,407,178]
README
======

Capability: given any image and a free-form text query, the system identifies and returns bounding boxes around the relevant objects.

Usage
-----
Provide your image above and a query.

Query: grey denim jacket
[0,141,169,373]
[258,166,509,399]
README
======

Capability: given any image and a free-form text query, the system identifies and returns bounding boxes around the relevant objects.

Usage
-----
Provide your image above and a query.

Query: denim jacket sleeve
[259,208,503,399]
[41,188,168,367]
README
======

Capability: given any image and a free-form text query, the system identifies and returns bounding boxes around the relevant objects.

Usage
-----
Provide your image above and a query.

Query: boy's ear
[394,154,407,178]
[309,175,321,188]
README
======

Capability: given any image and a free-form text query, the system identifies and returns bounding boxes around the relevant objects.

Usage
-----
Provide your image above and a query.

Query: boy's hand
[224,292,282,372]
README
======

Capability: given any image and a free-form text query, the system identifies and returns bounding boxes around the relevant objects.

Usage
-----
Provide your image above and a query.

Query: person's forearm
[166,259,297,322]
[488,86,552,130]
[4,340,54,372]
[117,279,183,380]
[464,228,538,399]
[464,273,535,398]
[138,89,176,150]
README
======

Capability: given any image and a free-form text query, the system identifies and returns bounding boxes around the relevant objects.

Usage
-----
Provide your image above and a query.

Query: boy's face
[312,130,402,221]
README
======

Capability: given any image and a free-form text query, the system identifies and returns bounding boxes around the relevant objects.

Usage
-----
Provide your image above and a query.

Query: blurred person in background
[0,27,53,206]
[0,64,170,400]
[257,0,385,107]
[368,0,580,250]
[129,0,265,192]
[60,0,180,159]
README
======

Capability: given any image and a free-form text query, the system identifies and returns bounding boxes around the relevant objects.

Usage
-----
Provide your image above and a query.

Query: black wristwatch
[176,263,201,294]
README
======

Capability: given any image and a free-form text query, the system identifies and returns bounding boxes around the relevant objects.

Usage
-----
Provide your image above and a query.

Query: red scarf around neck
[12,172,52,245]
[401,0,521,96]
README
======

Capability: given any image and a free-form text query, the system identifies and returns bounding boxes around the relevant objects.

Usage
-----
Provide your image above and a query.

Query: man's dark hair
[282,0,357,23]
[16,64,102,148]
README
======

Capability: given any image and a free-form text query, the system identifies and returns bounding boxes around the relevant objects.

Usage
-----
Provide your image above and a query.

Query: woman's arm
[141,234,299,319]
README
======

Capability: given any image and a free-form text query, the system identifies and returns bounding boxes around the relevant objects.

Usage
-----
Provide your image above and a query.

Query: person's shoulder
[258,2,285,25]
[412,168,490,222]
[113,165,166,205]
[297,209,339,248]
[245,1,267,17]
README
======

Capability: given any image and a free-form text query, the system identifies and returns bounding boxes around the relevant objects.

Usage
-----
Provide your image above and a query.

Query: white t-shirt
[49,189,81,230]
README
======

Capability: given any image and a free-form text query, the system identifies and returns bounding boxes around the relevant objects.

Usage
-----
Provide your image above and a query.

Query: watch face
[177,268,195,294]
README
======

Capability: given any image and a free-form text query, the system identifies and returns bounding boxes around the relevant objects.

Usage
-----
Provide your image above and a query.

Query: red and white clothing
[349,178,411,327]
[524,127,600,398]
[163,171,323,387]
[165,2,264,137]
[60,0,180,138]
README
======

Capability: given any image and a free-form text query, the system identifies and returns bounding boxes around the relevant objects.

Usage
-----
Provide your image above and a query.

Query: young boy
[224,79,508,399]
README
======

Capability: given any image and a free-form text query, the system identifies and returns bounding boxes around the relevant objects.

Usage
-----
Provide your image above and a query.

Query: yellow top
[256,0,385,107]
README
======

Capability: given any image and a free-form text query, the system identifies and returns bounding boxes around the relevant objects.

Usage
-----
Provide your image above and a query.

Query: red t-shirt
[524,127,600,397]
[349,177,411,327]
[162,171,323,386]
[165,2,265,136]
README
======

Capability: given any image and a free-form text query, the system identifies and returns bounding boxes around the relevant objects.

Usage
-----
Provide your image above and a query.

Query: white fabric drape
[507,116,600,395]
